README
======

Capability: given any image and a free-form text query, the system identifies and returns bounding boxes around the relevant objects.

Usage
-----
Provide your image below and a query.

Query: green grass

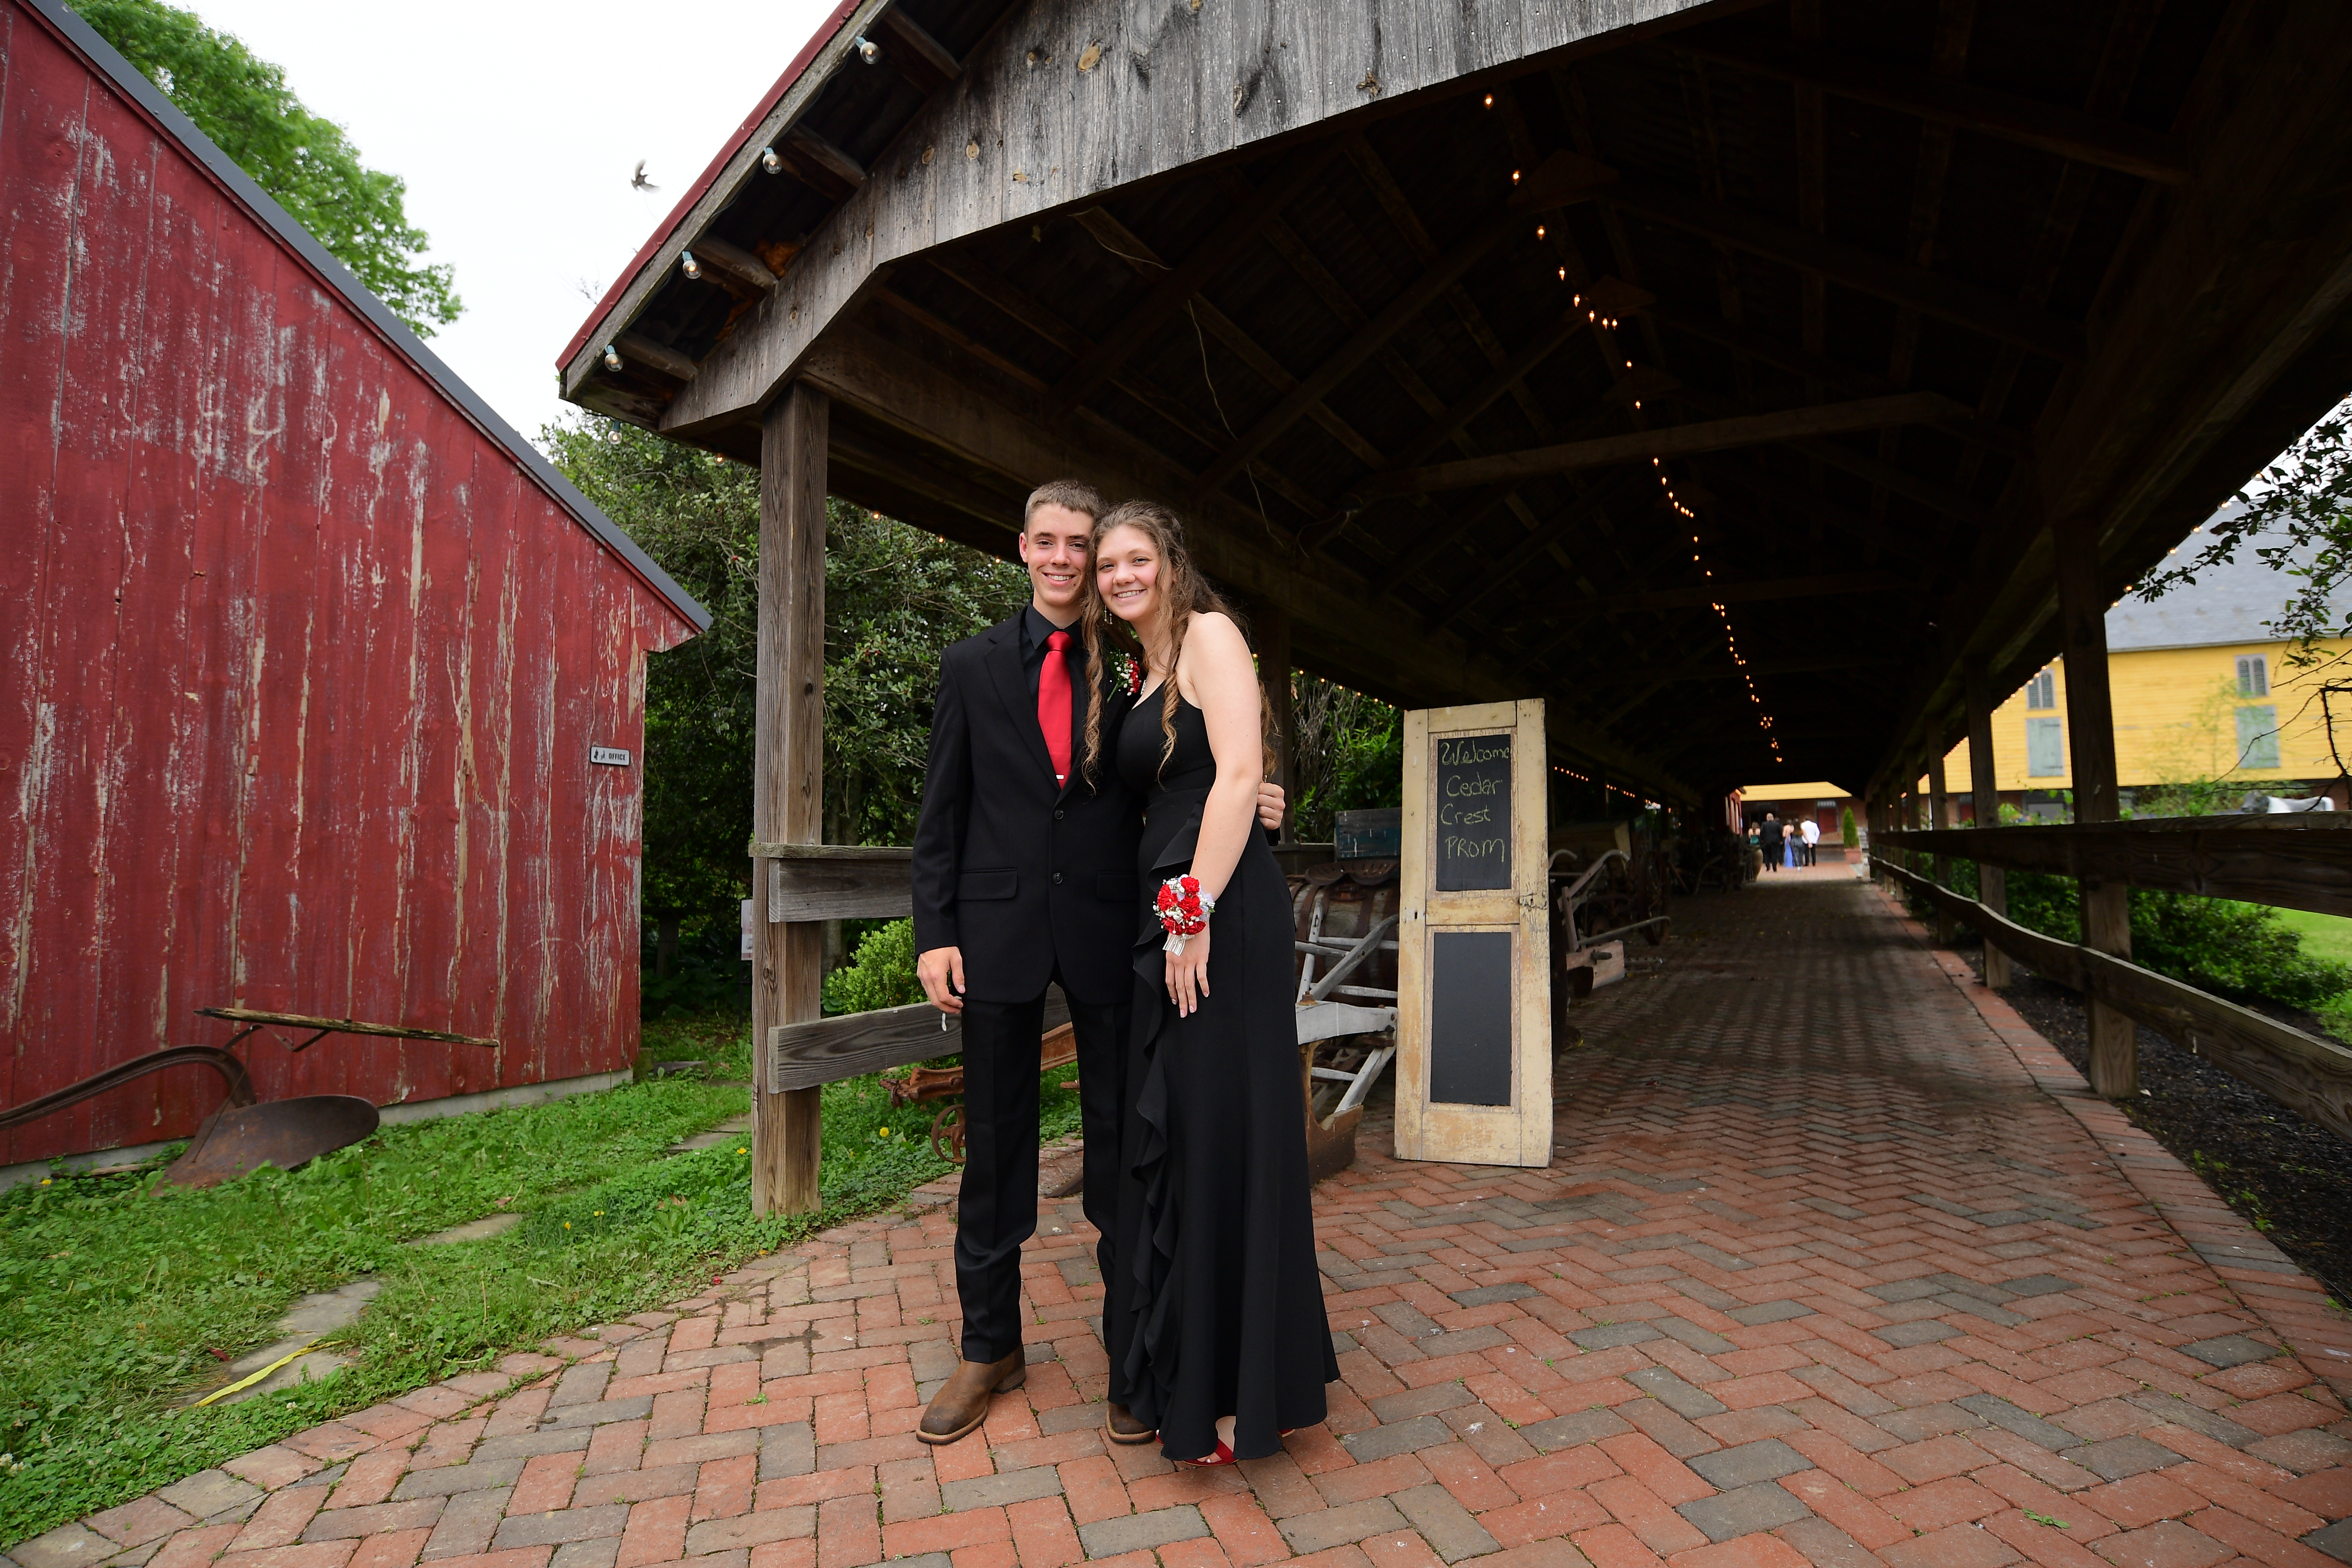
[638,1011,756,1081]
[2274,908,2352,966]
[0,1019,1078,1549]
[2274,909,2352,1039]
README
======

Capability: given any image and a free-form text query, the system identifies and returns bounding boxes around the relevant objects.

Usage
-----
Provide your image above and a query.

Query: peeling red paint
[0,0,700,1164]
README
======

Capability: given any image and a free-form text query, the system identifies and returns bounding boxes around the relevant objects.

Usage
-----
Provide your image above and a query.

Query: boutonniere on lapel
[1109,650,1143,697]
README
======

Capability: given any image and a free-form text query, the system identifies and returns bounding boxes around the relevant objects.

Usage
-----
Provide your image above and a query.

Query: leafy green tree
[2138,397,2351,672]
[68,0,461,337]
[541,415,1030,933]
[1288,673,1404,842]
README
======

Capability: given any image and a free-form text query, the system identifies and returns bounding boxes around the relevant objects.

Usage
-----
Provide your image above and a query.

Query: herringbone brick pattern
[14,869,2351,1568]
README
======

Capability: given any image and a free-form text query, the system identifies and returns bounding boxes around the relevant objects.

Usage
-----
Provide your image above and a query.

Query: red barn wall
[0,1,702,1165]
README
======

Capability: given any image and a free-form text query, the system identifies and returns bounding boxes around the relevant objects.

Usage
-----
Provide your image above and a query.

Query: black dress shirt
[1019,605,1089,701]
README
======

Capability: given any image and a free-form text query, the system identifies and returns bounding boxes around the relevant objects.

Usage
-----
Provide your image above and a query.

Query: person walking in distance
[1759,813,1782,873]
[1800,815,1820,867]
[907,482,1284,1448]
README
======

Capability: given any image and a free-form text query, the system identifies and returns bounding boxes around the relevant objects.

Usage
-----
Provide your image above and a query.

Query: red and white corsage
[1111,651,1143,697]
[1155,874,1214,954]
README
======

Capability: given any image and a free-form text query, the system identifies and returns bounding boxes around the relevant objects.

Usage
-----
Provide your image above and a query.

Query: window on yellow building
[2235,705,2281,769]
[2025,716,2065,776]
[2236,654,2269,697]
[2025,667,2056,710]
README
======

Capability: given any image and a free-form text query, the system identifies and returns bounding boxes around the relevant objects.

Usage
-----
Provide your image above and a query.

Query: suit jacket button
[1054,808,1065,820]
[1052,872,1064,885]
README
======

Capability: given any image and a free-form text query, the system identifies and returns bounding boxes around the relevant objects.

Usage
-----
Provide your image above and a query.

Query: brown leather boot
[917,1350,1025,1445]
[1105,1401,1155,1445]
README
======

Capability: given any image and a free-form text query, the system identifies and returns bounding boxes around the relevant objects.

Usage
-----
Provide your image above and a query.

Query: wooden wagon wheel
[930,1102,969,1164]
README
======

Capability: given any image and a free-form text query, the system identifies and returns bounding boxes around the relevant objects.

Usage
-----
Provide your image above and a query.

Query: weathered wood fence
[1870,817,2352,1143]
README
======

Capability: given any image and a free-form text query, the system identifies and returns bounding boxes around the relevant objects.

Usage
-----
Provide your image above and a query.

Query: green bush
[822,918,925,1015]
[2130,891,2352,1008]
[1840,806,1858,847]
[1927,860,2352,1013]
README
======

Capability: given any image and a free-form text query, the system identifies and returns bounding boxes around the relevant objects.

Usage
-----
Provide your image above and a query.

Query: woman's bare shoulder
[1184,610,1250,655]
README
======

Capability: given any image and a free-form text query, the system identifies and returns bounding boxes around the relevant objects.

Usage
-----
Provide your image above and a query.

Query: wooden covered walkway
[19,872,2348,1568]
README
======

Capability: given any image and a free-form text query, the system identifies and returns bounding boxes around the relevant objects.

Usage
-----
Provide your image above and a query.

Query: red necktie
[1038,629,1073,785]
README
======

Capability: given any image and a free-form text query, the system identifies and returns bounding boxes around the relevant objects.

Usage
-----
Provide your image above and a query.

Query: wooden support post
[2052,514,2136,1097]
[1928,753,1954,946]
[1965,656,2012,988]
[1255,602,1294,841]
[752,384,829,1214]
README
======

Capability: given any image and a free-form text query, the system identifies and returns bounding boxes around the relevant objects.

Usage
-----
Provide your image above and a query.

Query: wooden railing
[1872,856,2352,1143]
[749,841,915,922]
[768,990,1071,1094]
[1875,814,2352,917]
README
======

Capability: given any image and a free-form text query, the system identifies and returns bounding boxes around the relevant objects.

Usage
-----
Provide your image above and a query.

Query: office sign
[1396,699,1552,1168]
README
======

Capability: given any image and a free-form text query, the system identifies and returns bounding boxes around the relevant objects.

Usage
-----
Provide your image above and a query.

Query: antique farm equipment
[884,1022,1080,1164]
[1548,822,1671,1036]
[0,1009,498,1187]
[1290,852,1402,1181]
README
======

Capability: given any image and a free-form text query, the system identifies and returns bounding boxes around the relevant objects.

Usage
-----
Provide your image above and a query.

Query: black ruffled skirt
[1102,785,1338,1461]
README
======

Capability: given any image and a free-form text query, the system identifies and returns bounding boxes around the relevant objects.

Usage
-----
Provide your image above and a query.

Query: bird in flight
[631,160,656,192]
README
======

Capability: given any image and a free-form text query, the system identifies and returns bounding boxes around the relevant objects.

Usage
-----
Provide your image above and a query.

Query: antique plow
[0,1008,498,1187]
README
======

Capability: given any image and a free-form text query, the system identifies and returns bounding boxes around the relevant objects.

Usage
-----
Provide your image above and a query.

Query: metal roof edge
[555,0,868,374]
[22,0,713,634]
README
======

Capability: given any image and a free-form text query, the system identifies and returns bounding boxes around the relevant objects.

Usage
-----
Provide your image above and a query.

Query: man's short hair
[1023,479,1105,528]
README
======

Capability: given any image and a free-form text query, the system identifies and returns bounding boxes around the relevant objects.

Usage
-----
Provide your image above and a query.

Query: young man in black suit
[908,480,1283,1446]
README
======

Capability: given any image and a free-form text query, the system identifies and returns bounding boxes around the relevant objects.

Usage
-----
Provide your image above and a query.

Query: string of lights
[1550,762,1653,807]
[1652,460,1784,768]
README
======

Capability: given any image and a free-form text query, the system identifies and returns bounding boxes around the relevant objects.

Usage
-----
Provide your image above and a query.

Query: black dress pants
[954,972,1129,1364]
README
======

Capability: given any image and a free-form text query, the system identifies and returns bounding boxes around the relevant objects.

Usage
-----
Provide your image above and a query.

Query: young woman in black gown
[1078,501,1337,1466]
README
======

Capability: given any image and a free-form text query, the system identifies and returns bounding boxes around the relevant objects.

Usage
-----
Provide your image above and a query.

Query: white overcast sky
[185,0,841,444]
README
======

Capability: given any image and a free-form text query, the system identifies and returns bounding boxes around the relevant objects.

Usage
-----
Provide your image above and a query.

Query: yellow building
[1934,538,2348,814]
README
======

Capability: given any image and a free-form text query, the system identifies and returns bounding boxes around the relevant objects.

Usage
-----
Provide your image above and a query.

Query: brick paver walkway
[14,868,2352,1568]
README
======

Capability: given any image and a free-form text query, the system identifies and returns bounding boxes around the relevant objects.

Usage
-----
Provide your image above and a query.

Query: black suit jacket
[910,615,1142,1005]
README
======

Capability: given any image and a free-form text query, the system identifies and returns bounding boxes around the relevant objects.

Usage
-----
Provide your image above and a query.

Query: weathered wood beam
[868,7,962,95]
[1963,652,2012,988]
[1352,392,1960,500]
[614,332,698,383]
[1190,152,1617,498]
[2054,505,2135,1096]
[1673,384,1993,528]
[1426,467,1653,632]
[746,842,915,921]
[1652,308,2028,456]
[632,0,1725,430]
[1068,208,1388,471]
[785,127,866,192]
[771,991,1072,1092]
[1878,815,2352,920]
[796,315,1698,801]
[752,386,829,1216]
[1601,570,1909,615]
[1607,179,2087,361]
[1681,36,2192,184]
[1049,144,1345,416]
[690,238,779,293]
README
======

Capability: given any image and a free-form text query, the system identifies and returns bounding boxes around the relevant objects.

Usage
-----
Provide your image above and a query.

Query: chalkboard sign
[1429,931,1513,1104]
[1435,733,1512,890]
[1396,699,1551,1169]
